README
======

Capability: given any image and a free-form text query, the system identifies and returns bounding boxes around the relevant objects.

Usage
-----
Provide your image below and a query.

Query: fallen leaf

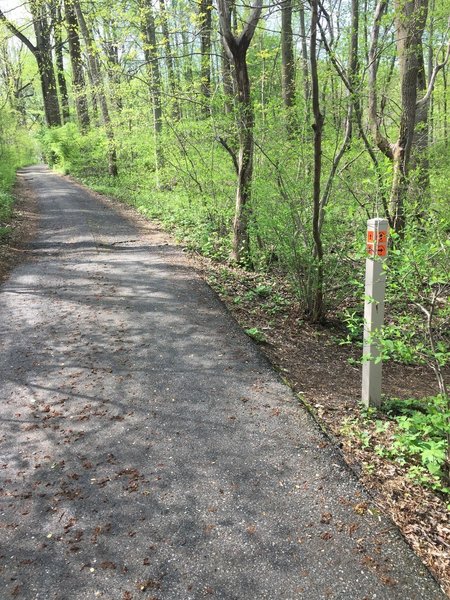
[136,579,161,592]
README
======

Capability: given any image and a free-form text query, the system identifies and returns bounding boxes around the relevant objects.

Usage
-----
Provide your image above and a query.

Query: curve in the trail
[0,166,444,599]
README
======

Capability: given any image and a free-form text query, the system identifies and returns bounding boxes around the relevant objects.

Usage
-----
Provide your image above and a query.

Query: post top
[367,218,389,229]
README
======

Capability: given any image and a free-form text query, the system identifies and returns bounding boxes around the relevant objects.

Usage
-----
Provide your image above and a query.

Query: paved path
[0,166,444,599]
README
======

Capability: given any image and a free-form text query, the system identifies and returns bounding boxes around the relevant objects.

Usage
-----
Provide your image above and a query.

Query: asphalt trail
[0,166,444,599]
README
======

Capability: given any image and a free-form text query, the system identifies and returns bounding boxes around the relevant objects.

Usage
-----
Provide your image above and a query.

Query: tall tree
[65,0,90,131]
[51,0,70,122]
[159,0,181,120]
[0,2,62,126]
[219,0,234,113]
[281,0,296,133]
[347,0,359,139]
[298,0,309,117]
[390,0,429,232]
[217,0,263,263]
[139,0,164,173]
[74,1,118,175]
[368,0,449,232]
[199,0,213,114]
[310,0,324,322]
[103,18,123,111]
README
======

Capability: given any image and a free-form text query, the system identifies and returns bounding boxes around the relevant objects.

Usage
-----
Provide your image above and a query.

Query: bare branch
[217,0,263,54]
[0,9,37,55]
[417,35,450,109]
[216,136,239,175]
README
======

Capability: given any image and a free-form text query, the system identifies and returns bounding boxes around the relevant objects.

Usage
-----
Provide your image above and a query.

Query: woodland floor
[0,168,448,598]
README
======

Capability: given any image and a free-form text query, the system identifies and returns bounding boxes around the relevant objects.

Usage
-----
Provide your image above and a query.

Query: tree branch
[238,0,263,51]
[218,0,263,55]
[216,136,239,175]
[0,9,37,55]
[417,35,450,109]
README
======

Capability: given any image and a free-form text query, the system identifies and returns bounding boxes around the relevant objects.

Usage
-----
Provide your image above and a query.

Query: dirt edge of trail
[0,171,40,284]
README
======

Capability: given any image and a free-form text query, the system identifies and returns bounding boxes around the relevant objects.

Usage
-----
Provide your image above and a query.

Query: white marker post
[362,218,389,408]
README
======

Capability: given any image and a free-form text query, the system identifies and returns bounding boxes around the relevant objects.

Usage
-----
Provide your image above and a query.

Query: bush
[0,110,37,235]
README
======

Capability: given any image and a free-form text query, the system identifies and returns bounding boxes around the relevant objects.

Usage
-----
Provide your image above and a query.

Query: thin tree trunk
[427,1,435,144]
[0,42,15,112]
[281,0,296,134]
[139,0,164,173]
[443,67,448,147]
[180,25,193,86]
[199,0,213,115]
[159,0,181,120]
[299,1,310,122]
[65,0,90,131]
[74,1,118,176]
[310,0,324,322]
[217,0,262,264]
[103,19,123,112]
[52,1,70,122]
[368,0,393,161]
[348,0,359,139]
[220,0,234,113]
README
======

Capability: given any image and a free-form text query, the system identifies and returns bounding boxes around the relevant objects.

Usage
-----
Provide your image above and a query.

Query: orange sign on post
[366,219,389,259]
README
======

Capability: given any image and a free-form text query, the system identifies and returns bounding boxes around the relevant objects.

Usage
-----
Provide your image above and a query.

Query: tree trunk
[159,0,181,120]
[74,1,118,176]
[52,0,70,123]
[390,0,428,233]
[310,0,324,322]
[30,0,62,127]
[103,18,123,112]
[232,48,254,263]
[348,0,359,139]
[139,0,164,173]
[0,5,62,127]
[65,0,90,131]
[217,0,263,264]
[219,0,234,113]
[299,1,310,122]
[444,67,448,148]
[199,0,212,115]
[409,47,430,206]
[281,0,296,133]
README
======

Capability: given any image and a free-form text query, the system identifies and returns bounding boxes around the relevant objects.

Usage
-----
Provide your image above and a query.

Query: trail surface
[0,166,444,599]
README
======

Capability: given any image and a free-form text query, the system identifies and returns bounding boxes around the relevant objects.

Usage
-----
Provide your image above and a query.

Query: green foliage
[0,108,37,236]
[381,216,450,380]
[38,124,108,174]
[384,396,450,495]
[244,327,266,343]
[341,396,450,498]
[339,309,364,345]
